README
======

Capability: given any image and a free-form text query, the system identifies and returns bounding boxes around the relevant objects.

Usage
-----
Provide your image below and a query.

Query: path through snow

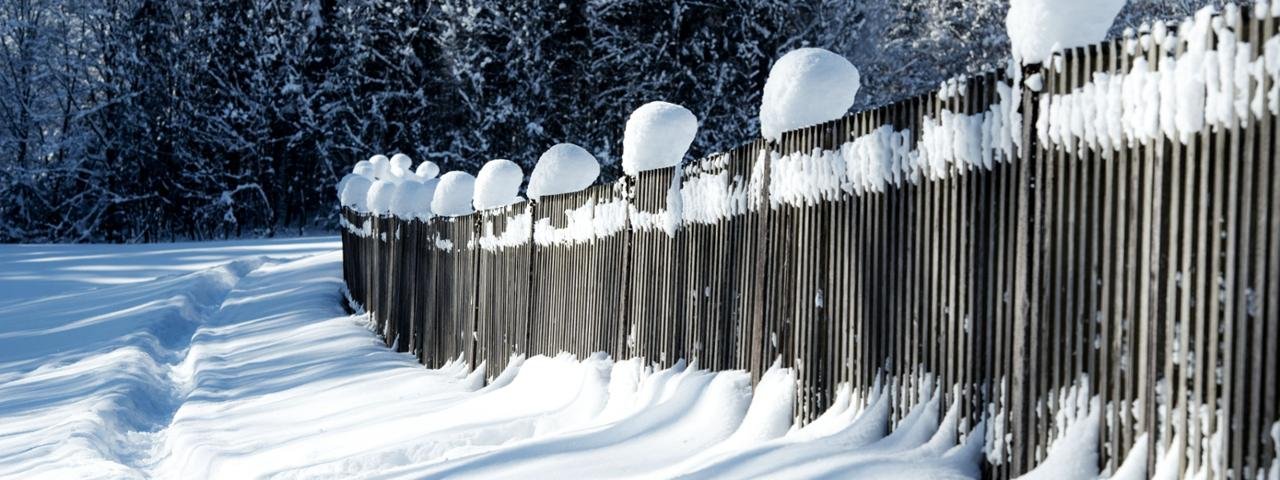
[0,238,980,479]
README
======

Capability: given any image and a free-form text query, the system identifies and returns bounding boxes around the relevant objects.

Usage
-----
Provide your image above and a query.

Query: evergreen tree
[0,0,1224,242]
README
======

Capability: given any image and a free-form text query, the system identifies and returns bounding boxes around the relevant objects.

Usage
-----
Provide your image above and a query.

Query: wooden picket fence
[341,7,1280,479]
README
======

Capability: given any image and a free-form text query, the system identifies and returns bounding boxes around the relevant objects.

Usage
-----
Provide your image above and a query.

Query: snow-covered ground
[0,237,979,479]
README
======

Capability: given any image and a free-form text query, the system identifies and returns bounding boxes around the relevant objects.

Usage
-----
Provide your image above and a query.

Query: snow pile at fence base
[622,101,698,176]
[1006,0,1125,64]
[527,143,601,199]
[473,159,524,210]
[433,171,477,217]
[760,48,861,142]
[1014,377,1099,480]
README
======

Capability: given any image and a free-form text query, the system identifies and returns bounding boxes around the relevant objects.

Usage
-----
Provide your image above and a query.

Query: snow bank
[390,153,413,179]
[391,180,434,220]
[366,179,399,216]
[710,360,794,449]
[527,143,600,199]
[1006,0,1125,64]
[352,160,375,178]
[369,154,391,180]
[433,171,477,217]
[1268,422,1279,480]
[1015,377,1099,480]
[473,159,525,210]
[340,175,374,212]
[760,48,860,142]
[622,102,698,176]
[1105,434,1149,480]
[416,160,441,181]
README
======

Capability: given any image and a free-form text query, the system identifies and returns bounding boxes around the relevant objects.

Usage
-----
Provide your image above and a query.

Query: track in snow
[0,238,983,479]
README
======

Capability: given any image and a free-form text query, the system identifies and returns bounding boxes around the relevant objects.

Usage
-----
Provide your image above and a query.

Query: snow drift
[0,239,987,479]
[622,101,698,176]
[760,48,861,142]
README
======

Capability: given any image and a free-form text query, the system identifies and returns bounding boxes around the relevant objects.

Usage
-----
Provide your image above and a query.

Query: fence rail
[342,6,1280,479]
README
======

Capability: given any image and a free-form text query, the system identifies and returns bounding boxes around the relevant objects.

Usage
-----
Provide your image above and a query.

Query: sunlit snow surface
[0,237,978,479]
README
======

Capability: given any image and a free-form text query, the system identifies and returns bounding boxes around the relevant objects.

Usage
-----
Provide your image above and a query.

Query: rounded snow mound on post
[622,101,698,176]
[415,160,440,181]
[526,143,600,200]
[391,180,434,220]
[336,173,356,198]
[389,153,414,179]
[340,175,373,212]
[759,48,860,143]
[1006,0,1124,64]
[352,160,375,178]
[473,159,524,210]
[433,171,477,217]
[369,155,391,180]
[366,179,399,216]
[419,178,439,219]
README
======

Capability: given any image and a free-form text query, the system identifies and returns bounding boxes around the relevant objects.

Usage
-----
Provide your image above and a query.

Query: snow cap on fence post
[366,179,399,216]
[352,160,375,178]
[415,160,440,181]
[390,179,432,220]
[1006,0,1124,64]
[433,171,477,216]
[759,48,860,142]
[336,173,355,198]
[622,101,698,176]
[339,175,374,212]
[389,153,413,179]
[369,155,391,180]
[418,178,439,220]
[526,143,600,200]
[473,159,525,210]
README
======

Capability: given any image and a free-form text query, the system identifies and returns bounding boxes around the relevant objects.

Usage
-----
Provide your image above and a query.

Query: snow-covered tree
[0,0,1224,242]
